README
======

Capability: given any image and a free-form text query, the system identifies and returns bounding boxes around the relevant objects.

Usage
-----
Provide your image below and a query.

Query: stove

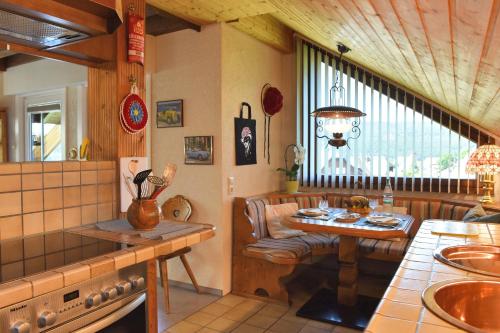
[0,231,147,333]
[0,231,125,284]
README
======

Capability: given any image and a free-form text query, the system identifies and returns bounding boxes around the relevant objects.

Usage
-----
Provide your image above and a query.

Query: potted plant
[277,143,305,194]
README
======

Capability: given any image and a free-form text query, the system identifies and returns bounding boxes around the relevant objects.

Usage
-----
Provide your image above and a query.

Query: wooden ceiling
[148,0,500,137]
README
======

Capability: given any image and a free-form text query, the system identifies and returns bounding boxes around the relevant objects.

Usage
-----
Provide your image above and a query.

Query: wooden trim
[0,110,8,162]
[146,259,158,333]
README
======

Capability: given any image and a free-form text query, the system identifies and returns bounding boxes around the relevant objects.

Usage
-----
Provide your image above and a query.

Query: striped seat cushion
[357,237,411,259]
[245,233,337,262]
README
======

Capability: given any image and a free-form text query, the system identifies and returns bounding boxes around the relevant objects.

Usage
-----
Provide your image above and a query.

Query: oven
[0,263,148,333]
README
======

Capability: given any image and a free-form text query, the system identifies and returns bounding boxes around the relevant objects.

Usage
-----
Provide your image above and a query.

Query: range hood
[0,0,123,49]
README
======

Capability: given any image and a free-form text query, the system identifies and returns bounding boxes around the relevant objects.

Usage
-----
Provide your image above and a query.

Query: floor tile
[196,328,219,333]
[245,313,278,329]
[299,325,331,333]
[268,318,306,333]
[184,311,218,326]
[222,306,258,322]
[332,326,363,332]
[216,294,246,307]
[201,302,233,316]
[206,317,239,332]
[231,323,265,333]
[259,303,289,317]
[166,320,202,333]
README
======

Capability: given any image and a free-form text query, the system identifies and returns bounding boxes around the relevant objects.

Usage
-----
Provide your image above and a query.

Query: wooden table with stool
[284,208,414,331]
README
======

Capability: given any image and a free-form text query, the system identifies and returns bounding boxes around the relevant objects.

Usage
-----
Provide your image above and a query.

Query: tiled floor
[164,293,361,333]
[158,259,395,333]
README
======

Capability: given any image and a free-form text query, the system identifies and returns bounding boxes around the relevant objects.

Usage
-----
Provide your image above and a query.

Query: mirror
[0,54,87,162]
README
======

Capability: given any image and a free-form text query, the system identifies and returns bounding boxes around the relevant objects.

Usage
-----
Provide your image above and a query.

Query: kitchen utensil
[162,163,177,187]
[133,169,152,199]
[128,159,139,177]
[150,185,167,200]
[123,173,137,199]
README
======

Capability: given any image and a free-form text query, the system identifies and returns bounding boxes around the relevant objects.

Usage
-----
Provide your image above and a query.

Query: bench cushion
[357,237,411,259]
[244,233,337,264]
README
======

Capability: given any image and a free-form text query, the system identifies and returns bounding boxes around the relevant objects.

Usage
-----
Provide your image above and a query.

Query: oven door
[49,292,146,333]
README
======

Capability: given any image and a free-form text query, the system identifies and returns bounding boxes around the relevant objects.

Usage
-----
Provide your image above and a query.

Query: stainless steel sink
[434,244,500,277]
[422,279,500,333]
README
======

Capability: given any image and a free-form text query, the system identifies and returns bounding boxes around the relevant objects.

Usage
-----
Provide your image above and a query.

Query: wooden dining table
[284,208,414,330]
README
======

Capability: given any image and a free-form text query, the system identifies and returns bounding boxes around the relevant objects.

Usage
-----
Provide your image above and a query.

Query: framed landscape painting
[157,99,183,128]
[184,136,213,165]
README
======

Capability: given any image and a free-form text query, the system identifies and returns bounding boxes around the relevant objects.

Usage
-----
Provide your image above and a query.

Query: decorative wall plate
[120,93,148,133]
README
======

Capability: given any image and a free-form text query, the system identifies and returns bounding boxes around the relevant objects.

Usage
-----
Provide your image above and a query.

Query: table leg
[146,259,158,333]
[337,235,358,306]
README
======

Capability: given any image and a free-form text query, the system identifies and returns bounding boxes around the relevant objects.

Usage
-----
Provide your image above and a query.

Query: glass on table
[368,199,379,212]
[318,199,329,210]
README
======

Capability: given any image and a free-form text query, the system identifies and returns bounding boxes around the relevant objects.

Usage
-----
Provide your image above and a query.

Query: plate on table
[366,215,400,226]
[334,212,360,223]
[297,208,328,218]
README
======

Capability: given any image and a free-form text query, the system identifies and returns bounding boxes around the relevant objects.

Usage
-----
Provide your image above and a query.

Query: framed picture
[184,136,213,165]
[157,99,183,128]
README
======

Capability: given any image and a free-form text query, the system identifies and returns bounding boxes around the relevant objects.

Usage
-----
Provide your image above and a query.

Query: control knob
[10,321,30,333]
[116,281,131,295]
[86,293,102,308]
[101,287,118,301]
[129,275,145,289]
[38,310,57,328]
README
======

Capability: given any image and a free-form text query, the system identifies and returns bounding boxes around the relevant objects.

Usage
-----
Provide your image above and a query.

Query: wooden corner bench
[232,191,499,303]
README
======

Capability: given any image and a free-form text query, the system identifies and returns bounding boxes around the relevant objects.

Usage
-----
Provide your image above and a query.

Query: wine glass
[318,199,329,211]
[369,199,379,213]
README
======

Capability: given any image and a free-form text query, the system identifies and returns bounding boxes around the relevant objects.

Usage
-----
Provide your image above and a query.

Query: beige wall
[150,24,226,291]
[150,23,295,294]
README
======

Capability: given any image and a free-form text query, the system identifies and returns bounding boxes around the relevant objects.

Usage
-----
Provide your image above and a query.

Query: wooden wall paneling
[450,0,493,115]
[88,61,118,161]
[468,0,500,121]
[369,0,445,107]
[117,0,146,158]
[413,0,458,112]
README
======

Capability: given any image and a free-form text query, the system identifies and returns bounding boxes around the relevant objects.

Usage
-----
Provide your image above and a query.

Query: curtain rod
[293,32,499,141]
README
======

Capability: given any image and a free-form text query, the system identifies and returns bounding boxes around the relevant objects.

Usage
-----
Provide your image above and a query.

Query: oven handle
[72,293,146,333]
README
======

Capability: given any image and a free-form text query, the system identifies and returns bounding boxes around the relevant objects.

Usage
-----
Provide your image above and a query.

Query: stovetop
[0,231,127,284]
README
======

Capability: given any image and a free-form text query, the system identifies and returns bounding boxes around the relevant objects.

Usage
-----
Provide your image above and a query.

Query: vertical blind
[296,38,495,194]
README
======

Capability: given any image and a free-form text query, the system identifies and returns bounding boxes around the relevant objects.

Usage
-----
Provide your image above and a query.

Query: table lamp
[466,144,500,204]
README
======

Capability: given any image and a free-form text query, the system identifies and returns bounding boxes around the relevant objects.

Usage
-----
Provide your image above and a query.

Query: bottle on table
[382,178,394,214]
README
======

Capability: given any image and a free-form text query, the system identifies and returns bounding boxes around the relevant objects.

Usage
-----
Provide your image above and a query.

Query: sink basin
[434,244,500,277]
[423,279,500,333]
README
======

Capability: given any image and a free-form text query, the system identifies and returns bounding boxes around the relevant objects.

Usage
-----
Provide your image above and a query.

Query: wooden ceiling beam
[51,34,116,63]
[146,4,201,36]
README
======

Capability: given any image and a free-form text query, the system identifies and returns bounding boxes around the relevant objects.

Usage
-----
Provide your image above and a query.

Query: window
[296,39,494,194]
[26,101,63,161]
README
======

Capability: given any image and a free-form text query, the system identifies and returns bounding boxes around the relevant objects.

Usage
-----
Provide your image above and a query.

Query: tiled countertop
[366,220,499,333]
[0,221,215,309]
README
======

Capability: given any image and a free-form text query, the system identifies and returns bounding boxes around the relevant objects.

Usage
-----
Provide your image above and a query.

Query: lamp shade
[466,144,500,175]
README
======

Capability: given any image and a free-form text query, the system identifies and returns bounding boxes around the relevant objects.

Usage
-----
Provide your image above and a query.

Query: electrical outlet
[228,176,235,195]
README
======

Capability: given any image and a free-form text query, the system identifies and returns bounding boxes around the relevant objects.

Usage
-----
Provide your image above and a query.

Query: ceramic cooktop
[0,231,127,284]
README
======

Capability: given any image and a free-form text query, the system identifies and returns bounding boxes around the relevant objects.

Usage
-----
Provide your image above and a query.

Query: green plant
[277,144,305,181]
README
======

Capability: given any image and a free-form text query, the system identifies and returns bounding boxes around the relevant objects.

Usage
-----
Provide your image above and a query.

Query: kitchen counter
[0,220,215,309]
[366,220,499,333]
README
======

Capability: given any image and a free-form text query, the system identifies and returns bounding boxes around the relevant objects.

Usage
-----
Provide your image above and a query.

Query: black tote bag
[235,102,257,165]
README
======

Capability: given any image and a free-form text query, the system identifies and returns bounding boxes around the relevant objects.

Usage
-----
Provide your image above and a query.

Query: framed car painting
[157,99,183,128]
[184,136,213,165]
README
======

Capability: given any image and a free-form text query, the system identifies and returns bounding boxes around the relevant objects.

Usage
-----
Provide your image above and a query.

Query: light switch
[228,177,235,195]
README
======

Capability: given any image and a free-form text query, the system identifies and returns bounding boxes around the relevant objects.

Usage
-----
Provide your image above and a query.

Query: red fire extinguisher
[127,8,145,65]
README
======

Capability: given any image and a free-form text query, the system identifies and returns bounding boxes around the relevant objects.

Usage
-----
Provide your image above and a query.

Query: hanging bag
[235,102,257,165]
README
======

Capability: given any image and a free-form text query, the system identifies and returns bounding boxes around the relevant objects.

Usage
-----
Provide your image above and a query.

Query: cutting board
[120,157,149,212]
[431,221,479,237]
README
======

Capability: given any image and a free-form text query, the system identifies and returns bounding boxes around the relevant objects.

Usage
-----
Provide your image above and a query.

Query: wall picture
[184,136,213,165]
[235,102,257,165]
[157,99,183,128]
